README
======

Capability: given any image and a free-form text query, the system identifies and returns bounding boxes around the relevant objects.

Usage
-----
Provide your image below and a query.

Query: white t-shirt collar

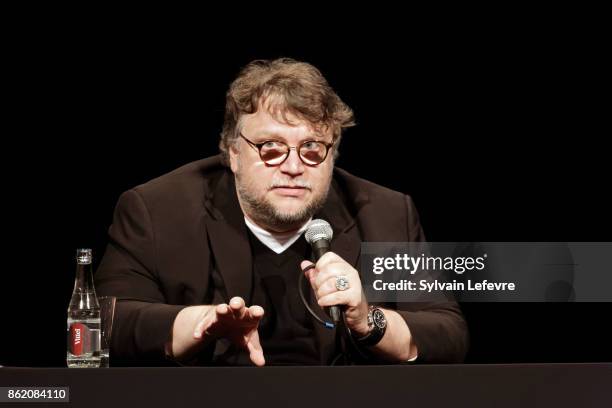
[244,217,311,254]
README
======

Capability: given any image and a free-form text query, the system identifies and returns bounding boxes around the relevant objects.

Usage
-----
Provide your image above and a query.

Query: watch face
[372,309,387,329]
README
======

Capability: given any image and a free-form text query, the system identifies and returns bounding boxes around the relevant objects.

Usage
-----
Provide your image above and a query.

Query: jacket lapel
[202,170,253,304]
[309,177,364,363]
[316,177,363,269]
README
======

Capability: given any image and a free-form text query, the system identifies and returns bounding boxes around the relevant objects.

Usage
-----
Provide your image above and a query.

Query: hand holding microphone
[303,219,370,337]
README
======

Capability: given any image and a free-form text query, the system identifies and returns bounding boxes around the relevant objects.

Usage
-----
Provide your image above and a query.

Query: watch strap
[353,307,387,347]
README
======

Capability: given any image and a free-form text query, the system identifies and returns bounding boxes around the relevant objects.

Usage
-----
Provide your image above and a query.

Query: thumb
[246,330,265,367]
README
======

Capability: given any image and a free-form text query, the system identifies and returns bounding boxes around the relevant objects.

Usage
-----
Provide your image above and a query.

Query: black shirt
[248,229,320,365]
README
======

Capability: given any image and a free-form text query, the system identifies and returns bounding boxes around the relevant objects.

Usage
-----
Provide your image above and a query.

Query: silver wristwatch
[354,305,387,347]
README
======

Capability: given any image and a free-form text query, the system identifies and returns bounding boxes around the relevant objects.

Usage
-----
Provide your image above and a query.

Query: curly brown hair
[219,58,355,164]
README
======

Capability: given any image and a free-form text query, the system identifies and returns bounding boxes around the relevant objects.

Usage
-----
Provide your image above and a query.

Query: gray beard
[236,178,329,232]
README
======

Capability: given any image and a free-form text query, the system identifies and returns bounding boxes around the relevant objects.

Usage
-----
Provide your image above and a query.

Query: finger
[193,319,208,339]
[301,260,315,272]
[216,303,230,316]
[246,305,265,321]
[317,291,348,307]
[314,263,347,290]
[316,276,340,299]
[229,297,247,319]
[246,330,266,367]
[194,306,220,338]
[213,302,233,324]
[301,260,316,283]
[315,251,343,269]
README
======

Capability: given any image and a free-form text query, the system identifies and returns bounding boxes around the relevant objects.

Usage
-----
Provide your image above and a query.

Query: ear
[229,141,239,173]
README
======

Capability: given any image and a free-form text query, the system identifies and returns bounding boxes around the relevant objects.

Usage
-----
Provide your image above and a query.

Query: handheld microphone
[304,219,341,323]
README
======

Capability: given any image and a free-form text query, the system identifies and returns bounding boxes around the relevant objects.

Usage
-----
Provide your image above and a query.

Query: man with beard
[95,58,468,366]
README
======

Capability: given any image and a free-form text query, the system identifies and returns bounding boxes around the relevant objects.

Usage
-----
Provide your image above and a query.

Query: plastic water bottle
[66,249,101,368]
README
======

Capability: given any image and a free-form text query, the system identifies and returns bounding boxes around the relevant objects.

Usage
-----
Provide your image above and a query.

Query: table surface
[1,363,611,408]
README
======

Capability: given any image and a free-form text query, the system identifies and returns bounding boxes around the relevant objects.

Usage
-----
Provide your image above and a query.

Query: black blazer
[95,155,468,365]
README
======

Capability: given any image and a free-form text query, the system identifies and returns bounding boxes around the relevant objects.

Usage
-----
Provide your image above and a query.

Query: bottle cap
[76,248,92,265]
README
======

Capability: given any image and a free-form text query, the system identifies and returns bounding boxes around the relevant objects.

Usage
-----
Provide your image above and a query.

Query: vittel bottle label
[70,323,89,356]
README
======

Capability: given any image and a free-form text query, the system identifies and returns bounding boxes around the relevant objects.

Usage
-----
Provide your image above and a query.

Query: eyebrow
[251,130,327,142]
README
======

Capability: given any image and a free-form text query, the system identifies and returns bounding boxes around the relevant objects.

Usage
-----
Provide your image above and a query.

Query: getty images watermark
[361,242,612,302]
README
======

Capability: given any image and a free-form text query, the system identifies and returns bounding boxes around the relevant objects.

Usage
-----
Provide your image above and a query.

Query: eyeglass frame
[239,132,334,166]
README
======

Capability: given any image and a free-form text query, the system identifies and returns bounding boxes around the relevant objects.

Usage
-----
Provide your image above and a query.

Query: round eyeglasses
[239,133,333,166]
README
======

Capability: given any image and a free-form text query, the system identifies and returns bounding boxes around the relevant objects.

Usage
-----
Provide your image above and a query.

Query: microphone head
[305,219,333,244]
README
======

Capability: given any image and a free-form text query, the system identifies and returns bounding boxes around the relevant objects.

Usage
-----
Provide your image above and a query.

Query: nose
[279,147,305,177]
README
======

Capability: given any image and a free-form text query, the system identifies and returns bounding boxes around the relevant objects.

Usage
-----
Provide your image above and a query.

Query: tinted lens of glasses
[258,140,329,165]
[299,141,328,165]
[259,141,289,165]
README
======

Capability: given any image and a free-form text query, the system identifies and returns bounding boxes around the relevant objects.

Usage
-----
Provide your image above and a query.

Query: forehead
[241,106,330,141]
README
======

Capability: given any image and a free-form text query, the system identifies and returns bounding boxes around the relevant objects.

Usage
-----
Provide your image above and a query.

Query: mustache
[269,179,312,190]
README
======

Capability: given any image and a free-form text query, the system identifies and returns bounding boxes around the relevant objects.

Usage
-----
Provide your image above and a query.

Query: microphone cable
[299,263,370,364]
[299,264,335,329]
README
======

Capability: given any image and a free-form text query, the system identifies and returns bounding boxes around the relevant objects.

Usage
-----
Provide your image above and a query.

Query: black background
[3,23,610,367]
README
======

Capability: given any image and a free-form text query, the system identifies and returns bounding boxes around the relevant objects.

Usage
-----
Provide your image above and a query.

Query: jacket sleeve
[392,195,469,363]
[95,189,187,365]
